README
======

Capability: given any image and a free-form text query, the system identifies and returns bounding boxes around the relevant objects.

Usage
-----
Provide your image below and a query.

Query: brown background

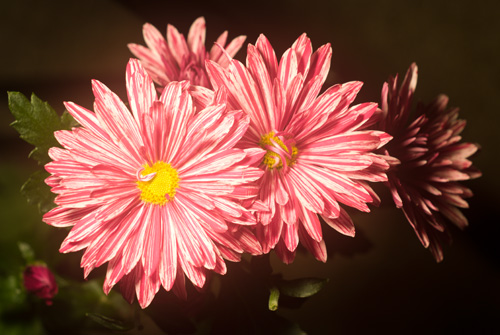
[1,0,498,334]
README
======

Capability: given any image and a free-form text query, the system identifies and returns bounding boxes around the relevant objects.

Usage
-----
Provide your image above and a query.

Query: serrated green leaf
[277,277,329,298]
[86,312,133,331]
[60,110,79,129]
[8,92,63,165]
[20,170,55,214]
[8,92,77,213]
[27,147,47,165]
[17,242,35,264]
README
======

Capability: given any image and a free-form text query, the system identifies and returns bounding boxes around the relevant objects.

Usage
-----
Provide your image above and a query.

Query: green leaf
[17,242,35,264]
[86,312,133,332]
[20,170,55,214]
[7,92,75,214]
[277,277,329,298]
[0,274,26,310]
[268,286,280,311]
[8,92,66,165]
[60,110,79,129]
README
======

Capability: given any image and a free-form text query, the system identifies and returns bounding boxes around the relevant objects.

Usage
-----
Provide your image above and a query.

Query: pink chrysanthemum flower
[195,34,391,263]
[379,63,481,261]
[128,17,246,89]
[42,59,265,308]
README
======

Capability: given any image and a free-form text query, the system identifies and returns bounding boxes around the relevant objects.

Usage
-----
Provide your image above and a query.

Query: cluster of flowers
[42,17,480,308]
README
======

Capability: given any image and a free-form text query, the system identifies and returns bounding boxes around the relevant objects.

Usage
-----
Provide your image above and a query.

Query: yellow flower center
[136,161,180,206]
[259,131,298,169]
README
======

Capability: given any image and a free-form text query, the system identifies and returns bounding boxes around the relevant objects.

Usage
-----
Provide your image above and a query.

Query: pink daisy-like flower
[43,59,265,308]
[128,17,246,89]
[379,63,481,261]
[196,34,391,263]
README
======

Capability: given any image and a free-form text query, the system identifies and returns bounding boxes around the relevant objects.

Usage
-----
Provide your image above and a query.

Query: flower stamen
[136,161,179,205]
[260,131,298,170]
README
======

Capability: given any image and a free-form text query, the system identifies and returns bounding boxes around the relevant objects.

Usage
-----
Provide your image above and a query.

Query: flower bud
[23,265,58,305]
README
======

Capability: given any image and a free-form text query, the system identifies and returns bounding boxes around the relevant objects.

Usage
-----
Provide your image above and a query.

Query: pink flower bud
[23,265,58,305]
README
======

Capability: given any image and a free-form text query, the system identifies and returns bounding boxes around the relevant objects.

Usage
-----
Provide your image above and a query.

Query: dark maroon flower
[379,63,481,261]
[23,265,58,305]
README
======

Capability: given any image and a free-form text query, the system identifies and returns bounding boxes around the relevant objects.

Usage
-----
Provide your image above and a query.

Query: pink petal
[141,205,163,276]
[166,23,190,66]
[304,43,331,86]
[172,198,216,269]
[136,264,161,308]
[159,205,177,291]
[298,225,327,262]
[278,48,298,93]
[180,149,246,177]
[187,17,206,62]
[209,30,228,62]
[222,35,246,63]
[287,167,324,214]
[63,101,109,140]
[121,205,153,275]
[43,206,94,228]
[282,220,299,252]
[275,240,296,264]
[256,214,283,253]
[92,79,143,164]
[178,254,206,288]
[291,33,312,76]
[255,34,278,79]
[247,44,277,129]
[126,59,157,125]
[322,207,355,237]
[299,204,323,242]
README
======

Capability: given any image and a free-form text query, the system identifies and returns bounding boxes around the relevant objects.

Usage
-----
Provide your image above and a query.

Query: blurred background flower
[1,0,498,334]
[23,265,58,305]
[128,17,246,89]
[378,63,481,262]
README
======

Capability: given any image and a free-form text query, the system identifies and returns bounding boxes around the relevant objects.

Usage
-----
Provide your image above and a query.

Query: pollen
[259,131,298,169]
[136,161,180,206]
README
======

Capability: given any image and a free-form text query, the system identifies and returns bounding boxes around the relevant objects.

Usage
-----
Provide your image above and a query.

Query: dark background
[1,0,499,334]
